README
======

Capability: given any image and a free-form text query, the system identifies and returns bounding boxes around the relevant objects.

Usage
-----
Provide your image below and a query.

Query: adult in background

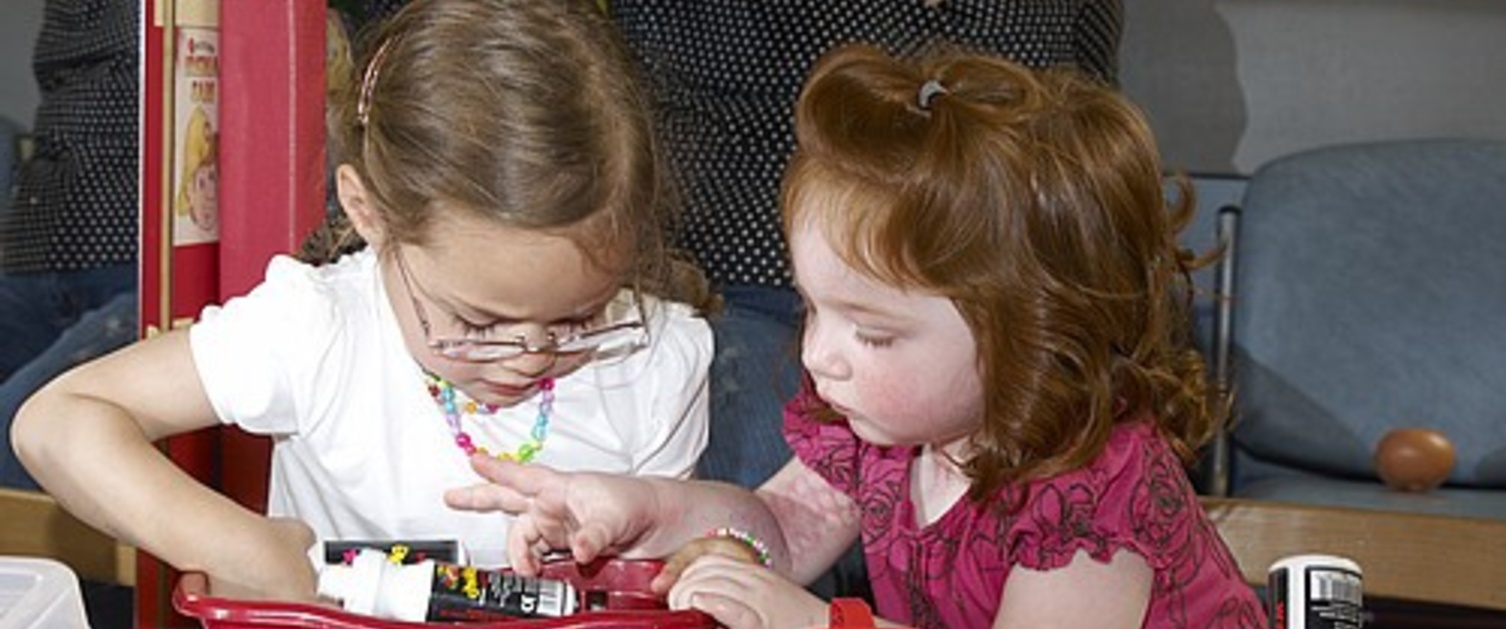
[1,0,139,489]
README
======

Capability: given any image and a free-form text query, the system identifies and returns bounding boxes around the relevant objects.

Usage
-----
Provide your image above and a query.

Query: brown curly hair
[782,44,1217,501]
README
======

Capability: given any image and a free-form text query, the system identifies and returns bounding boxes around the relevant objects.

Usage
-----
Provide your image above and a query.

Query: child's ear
[336,164,386,248]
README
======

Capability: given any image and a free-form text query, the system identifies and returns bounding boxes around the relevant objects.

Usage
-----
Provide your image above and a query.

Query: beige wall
[1121,0,1506,176]
[0,0,46,128]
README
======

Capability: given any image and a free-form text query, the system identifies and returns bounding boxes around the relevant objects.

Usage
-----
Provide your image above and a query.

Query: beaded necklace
[424,373,554,463]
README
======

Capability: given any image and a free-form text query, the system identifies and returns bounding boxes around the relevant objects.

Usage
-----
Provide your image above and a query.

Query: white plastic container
[0,556,90,629]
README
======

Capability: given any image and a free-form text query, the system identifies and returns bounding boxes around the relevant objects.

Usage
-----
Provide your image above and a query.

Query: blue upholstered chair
[1194,139,1506,615]
[1221,138,1506,520]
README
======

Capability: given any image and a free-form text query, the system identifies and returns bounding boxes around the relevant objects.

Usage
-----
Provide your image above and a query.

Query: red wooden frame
[138,0,326,624]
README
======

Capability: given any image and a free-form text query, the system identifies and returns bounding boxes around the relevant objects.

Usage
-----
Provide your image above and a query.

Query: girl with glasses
[13,0,713,604]
[448,45,1266,628]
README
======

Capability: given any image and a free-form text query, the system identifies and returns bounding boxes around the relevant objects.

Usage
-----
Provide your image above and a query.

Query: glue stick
[317,548,578,621]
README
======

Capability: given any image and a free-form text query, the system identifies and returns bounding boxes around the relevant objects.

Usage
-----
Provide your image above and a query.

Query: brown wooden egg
[1374,427,1456,492]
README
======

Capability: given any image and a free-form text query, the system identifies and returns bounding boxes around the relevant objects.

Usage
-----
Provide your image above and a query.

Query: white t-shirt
[189,249,712,566]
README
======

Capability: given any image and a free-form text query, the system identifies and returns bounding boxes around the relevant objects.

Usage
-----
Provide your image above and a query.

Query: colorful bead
[707,527,774,569]
[424,372,554,464]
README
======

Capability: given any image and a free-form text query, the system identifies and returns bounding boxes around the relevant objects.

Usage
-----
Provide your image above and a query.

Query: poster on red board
[171,18,219,246]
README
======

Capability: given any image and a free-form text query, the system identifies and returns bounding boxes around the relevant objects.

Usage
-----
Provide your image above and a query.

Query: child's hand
[444,454,658,576]
[205,517,319,603]
[666,554,826,629]
[651,536,766,594]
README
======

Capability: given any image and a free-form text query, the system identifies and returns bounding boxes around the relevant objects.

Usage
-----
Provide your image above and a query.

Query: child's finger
[569,524,613,565]
[652,539,711,593]
[650,550,693,594]
[674,558,787,628]
[468,453,557,496]
[652,548,694,594]
[442,481,530,512]
[507,518,546,576]
[665,575,697,611]
[655,542,760,594]
[686,592,761,629]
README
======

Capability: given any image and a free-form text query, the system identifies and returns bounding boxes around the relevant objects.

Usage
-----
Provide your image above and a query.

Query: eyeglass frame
[392,248,649,363]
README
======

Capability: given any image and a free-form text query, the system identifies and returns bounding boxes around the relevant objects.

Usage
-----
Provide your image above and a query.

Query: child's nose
[801,324,850,381]
[501,349,556,378]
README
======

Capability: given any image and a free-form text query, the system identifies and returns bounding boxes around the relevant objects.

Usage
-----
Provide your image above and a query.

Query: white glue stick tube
[318,548,578,621]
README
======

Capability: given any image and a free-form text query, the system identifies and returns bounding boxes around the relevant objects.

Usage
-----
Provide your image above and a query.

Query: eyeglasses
[394,249,648,363]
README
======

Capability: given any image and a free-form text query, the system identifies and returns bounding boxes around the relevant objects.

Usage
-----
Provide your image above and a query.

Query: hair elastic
[357,37,397,128]
[918,79,949,110]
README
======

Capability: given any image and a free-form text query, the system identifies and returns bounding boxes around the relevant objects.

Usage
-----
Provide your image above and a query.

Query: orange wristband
[829,598,875,628]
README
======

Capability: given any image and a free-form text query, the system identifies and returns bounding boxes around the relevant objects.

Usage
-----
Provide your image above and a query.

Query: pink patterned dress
[784,386,1267,628]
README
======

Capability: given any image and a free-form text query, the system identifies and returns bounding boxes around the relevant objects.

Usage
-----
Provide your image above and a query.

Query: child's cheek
[854,368,932,425]
[856,357,984,437]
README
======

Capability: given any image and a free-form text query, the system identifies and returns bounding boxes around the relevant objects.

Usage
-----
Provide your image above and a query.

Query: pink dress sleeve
[1004,421,1195,573]
[1002,420,1264,628]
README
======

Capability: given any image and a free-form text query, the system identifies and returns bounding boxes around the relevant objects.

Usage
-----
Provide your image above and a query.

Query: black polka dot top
[2,0,139,273]
[611,0,1123,289]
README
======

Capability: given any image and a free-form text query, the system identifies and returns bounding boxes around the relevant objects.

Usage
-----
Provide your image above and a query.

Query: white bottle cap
[1268,553,1362,575]
[316,549,386,616]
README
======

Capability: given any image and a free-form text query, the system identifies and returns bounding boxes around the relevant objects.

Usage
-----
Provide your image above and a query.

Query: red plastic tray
[173,558,716,628]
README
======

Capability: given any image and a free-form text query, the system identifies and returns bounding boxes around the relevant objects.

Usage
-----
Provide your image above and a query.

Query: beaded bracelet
[707,526,774,569]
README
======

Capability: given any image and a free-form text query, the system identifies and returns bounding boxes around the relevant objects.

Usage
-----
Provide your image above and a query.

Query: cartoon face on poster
[172,5,219,246]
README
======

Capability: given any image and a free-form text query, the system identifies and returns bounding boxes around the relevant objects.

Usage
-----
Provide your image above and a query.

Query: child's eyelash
[455,317,499,338]
[799,301,894,347]
[453,315,597,339]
